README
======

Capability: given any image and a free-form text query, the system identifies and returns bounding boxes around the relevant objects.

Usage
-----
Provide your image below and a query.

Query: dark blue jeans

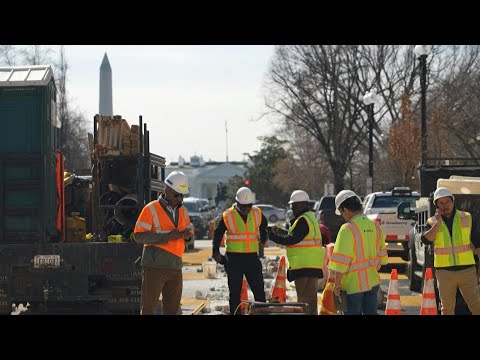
[344,285,379,315]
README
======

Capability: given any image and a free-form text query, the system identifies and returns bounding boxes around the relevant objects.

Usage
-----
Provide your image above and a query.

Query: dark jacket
[268,208,323,281]
[212,204,268,253]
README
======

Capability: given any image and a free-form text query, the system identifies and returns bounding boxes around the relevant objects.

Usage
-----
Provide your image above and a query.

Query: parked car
[285,199,320,229]
[255,204,286,223]
[183,197,210,242]
[363,187,419,261]
[197,198,216,224]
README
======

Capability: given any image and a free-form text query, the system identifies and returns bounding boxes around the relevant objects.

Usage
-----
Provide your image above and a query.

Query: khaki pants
[436,266,480,315]
[295,276,319,315]
[140,267,183,315]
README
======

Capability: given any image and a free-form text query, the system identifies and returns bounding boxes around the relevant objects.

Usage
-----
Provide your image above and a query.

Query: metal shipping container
[0,65,59,244]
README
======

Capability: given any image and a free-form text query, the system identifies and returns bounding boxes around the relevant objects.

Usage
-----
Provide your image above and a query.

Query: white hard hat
[433,187,455,203]
[164,171,189,194]
[236,187,254,205]
[288,190,310,204]
[335,190,362,215]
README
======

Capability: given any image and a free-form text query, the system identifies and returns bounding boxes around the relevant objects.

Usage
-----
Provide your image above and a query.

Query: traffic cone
[270,256,286,303]
[240,277,249,313]
[319,278,338,315]
[420,268,437,315]
[385,269,402,315]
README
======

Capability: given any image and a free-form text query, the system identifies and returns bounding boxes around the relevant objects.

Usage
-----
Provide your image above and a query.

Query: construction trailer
[0,65,165,314]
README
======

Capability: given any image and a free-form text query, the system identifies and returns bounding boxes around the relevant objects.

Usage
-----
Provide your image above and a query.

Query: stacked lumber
[96,115,141,156]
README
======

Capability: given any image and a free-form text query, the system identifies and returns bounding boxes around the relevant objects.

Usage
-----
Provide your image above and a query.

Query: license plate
[34,255,61,269]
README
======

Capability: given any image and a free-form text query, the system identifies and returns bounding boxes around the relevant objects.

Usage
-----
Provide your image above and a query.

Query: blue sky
[63,45,277,164]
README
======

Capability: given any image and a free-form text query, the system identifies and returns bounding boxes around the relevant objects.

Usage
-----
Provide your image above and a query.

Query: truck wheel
[407,240,422,293]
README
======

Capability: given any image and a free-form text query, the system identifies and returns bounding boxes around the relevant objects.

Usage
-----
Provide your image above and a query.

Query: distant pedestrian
[319,211,332,245]
[212,187,268,315]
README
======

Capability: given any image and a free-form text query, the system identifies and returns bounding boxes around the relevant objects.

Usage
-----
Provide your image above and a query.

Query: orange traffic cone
[420,268,437,315]
[385,269,401,315]
[319,278,338,315]
[270,256,287,303]
[240,277,249,313]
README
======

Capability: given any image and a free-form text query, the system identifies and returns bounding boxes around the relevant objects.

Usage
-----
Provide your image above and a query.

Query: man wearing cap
[134,171,194,315]
[422,187,480,315]
[267,190,324,315]
[212,187,268,315]
[328,190,388,315]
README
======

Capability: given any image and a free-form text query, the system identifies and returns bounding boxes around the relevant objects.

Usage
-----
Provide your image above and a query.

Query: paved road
[183,239,424,315]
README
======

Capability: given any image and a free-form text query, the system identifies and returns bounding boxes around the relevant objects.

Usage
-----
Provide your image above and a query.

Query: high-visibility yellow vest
[328,215,388,295]
[427,211,475,268]
[286,211,324,270]
[134,200,191,258]
[223,206,261,253]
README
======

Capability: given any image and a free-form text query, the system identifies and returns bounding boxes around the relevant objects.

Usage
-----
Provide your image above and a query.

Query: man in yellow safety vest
[212,187,268,315]
[267,190,324,315]
[328,190,388,315]
[422,186,480,315]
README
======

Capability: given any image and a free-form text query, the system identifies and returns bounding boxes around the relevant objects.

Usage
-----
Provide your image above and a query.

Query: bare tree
[273,125,331,198]
[54,45,90,171]
[19,45,53,65]
[265,45,374,192]
[426,45,480,162]
[0,45,17,65]
[387,94,421,187]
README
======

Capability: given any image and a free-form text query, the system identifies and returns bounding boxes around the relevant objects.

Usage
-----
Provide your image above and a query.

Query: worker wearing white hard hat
[267,189,324,315]
[134,171,194,315]
[422,186,480,315]
[212,186,269,315]
[328,189,388,315]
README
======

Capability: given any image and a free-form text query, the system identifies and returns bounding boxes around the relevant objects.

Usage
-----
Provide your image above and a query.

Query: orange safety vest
[134,200,191,258]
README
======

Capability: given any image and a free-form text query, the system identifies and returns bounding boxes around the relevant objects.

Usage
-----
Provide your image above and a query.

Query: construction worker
[328,190,388,315]
[319,211,332,245]
[422,187,480,315]
[267,190,324,315]
[133,171,194,315]
[212,187,268,315]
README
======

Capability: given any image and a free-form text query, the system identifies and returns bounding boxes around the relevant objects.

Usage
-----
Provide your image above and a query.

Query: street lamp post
[363,90,376,194]
[414,45,432,165]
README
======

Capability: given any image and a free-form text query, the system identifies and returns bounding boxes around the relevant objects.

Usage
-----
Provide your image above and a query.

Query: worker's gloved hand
[258,242,265,258]
[212,249,222,263]
[168,229,183,240]
[333,284,342,297]
[266,226,273,238]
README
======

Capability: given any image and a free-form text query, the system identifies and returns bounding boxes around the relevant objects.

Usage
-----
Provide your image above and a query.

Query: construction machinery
[0,65,165,314]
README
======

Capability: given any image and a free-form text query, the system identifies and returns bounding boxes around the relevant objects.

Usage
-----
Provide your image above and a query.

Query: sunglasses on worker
[238,203,253,210]
[167,187,183,198]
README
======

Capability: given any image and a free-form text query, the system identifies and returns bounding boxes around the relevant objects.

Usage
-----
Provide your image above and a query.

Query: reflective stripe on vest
[330,216,383,294]
[223,206,261,253]
[428,211,475,268]
[134,200,189,257]
[286,211,324,270]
